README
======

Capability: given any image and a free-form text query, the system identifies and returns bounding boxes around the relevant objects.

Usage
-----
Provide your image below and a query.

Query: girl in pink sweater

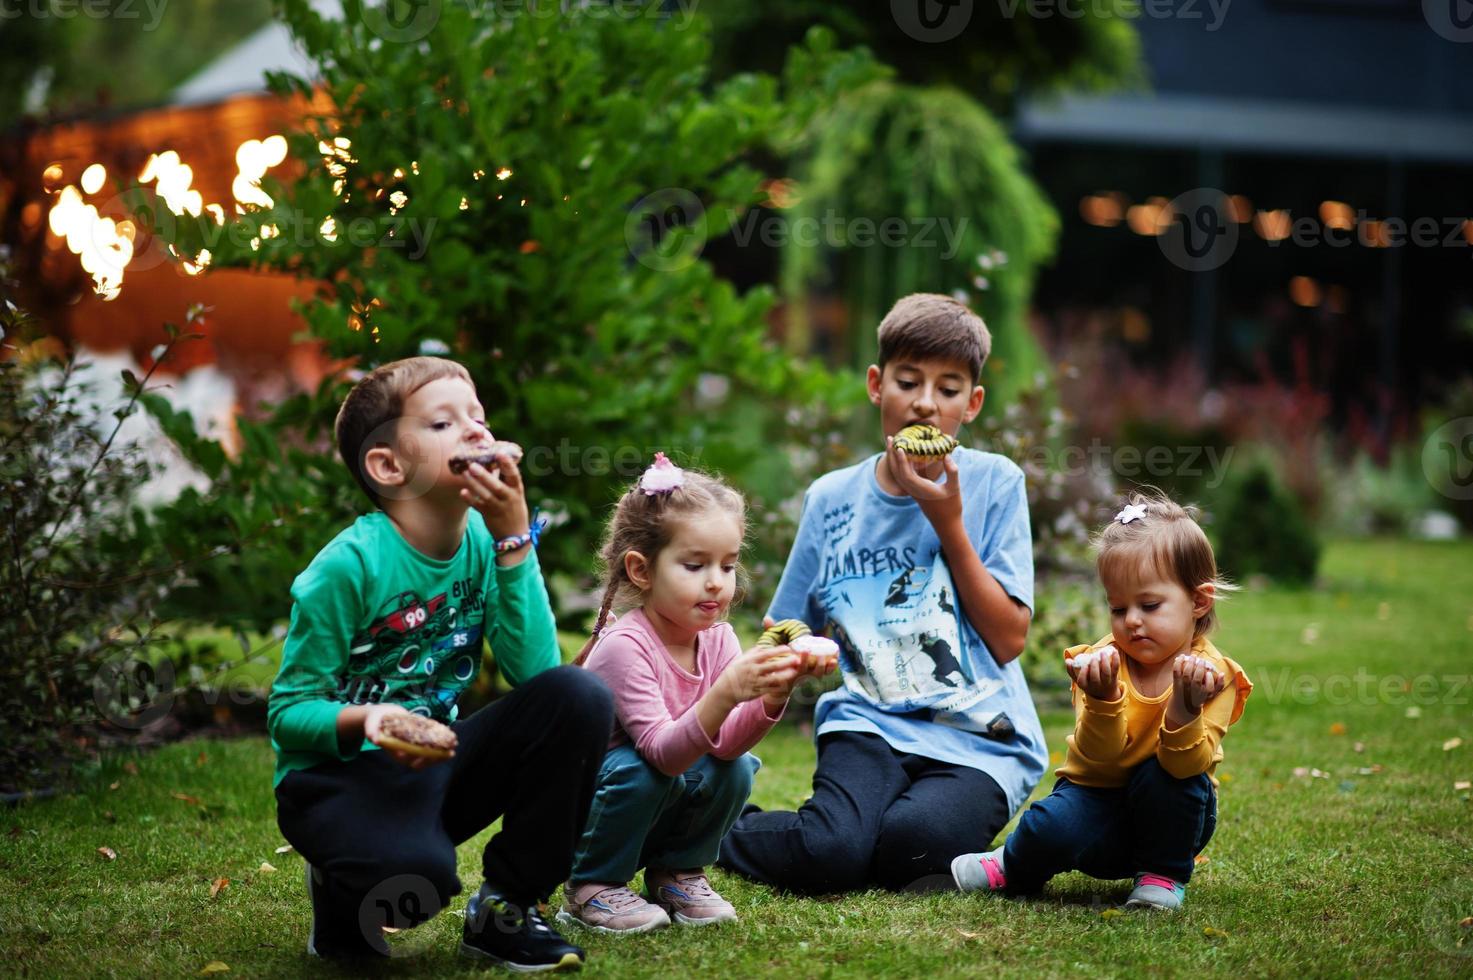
[558,455,833,934]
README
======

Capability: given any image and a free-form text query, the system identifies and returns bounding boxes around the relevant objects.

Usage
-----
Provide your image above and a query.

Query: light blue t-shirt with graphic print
[767,448,1047,814]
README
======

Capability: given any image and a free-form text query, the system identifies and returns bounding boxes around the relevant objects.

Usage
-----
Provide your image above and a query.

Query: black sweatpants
[717,730,1012,894]
[275,666,614,934]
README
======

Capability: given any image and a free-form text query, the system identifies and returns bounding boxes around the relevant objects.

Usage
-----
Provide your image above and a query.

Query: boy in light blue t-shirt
[719,294,1047,893]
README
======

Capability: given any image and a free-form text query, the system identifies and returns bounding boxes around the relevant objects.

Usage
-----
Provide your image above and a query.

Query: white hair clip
[639,452,685,495]
[1115,503,1148,525]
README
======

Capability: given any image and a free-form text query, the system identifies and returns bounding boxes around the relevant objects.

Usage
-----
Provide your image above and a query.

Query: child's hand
[884,436,962,529]
[1066,644,1123,701]
[759,615,837,680]
[1167,653,1224,726]
[459,452,531,542]
[363,704,455,770]
[718,644,802,707]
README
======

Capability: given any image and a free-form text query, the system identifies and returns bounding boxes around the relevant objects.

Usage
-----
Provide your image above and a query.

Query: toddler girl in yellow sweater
[952,491,1250,911]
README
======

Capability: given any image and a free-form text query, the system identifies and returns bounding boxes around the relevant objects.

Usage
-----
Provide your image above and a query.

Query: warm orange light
[1254,210,1291,241]
[1126,197,1172,236]
[1080,193,1125,228]
[1289,276,1322,308]
[1319,200,1354,232]
[1228,195,1253,223]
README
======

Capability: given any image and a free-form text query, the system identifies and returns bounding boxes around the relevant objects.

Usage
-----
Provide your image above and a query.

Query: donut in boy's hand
[449,441,524,475]
[376,712,457,760]
[758,618,812,648]
[893,424,959,460]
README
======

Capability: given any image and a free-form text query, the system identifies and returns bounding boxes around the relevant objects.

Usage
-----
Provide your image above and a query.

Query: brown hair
[1094,489,1237,637]
[876,293,992,385]
[335,356,473,507]
[575,461,748,665]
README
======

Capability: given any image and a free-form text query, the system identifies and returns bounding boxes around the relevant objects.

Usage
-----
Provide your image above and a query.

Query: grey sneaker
[556,882,670,935]
[951,847,1008,893]
[1124,873,1187,911]
[644,869,737,926]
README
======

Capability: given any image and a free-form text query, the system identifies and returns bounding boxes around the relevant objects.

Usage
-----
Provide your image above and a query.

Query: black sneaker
[460,883,585,972]
[305,863,391,960]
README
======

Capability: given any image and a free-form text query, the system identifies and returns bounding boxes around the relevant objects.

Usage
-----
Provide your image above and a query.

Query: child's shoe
[951,847,1008,893]
[304,863,391,960]
[556,882,671,934]
[644,869,737,926]
[461,883,586,971]
[1124,873,1187,911]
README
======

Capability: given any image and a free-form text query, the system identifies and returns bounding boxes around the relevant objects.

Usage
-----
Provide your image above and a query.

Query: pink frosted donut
[790,635,839,660]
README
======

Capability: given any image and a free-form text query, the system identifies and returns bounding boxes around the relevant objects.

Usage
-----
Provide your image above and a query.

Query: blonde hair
[575,463,747,665]
[335,356,473,506]
[1094,489,1236,637]
[877,293,991,385]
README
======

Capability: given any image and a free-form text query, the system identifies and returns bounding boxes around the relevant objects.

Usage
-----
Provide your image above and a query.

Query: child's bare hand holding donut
[459,451,531,561]
[1066,644,1123,702]
[694,646,800,738]
[337,703,458,770]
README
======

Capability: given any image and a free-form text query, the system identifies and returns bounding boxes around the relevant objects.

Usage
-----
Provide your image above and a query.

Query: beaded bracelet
[494,510,549,554]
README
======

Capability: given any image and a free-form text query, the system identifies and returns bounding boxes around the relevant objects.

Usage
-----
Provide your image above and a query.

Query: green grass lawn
[5,539,1472,977]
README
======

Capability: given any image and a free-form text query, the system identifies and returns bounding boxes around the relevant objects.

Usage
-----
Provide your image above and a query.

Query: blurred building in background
[1016,0,1473,444]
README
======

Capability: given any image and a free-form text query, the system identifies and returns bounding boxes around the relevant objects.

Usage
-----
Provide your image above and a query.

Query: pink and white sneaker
[951,847,1008,893]
[643,869,737,926]
[556,881,670,934]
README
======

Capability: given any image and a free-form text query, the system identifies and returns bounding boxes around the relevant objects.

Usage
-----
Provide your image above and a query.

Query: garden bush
[1215,459,1321,585]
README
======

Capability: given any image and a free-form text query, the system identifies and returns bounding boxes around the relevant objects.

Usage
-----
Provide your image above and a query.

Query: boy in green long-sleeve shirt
[268,356,612,970]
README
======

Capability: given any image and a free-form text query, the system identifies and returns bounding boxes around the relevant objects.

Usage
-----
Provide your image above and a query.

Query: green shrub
[1215,460,1321,584]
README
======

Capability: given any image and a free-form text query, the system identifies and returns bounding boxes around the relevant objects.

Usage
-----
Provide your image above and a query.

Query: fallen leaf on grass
[274,844,294,855]
[1329,722,1347,736]
[122,761,139,775]
[210,877,229,898]
[1455,780,1471,791]
[258,862,277,873]
[1293,767,1331,779]
[1100,908,1123,920]
[1203,926,1230,938]
[97,846,117,861]
[196,751,208,767]
[381,926,402,935]
[1356,766,1383,776]
[1406,706,1422,719]
[1219,772,1234,784]
[1354,742,1365,754]
[108,781,120,791]
[956,929,980,939]
[1445,737,1463,752]
[103,811,116,823]
[1194,854,1210,866]
[172,792,203,806]
[1459,917,1473,929]
[198,962,229,975]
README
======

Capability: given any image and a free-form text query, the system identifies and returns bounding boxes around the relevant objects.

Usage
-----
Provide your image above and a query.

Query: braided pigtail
[574,577,620,667]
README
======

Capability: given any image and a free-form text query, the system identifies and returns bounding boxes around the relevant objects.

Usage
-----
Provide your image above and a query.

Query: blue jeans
[569,744,759,885]
[1003,758,1217,892]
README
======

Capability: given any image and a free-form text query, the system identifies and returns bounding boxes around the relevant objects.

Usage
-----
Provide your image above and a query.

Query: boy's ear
[963,384,985,423]
[1192,582,1216,621]
[865,364,883,406]
[624,551,651,591]
[362,443,405,491]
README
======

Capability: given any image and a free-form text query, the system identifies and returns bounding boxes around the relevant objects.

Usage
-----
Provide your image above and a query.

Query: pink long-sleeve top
[581,607,785,777]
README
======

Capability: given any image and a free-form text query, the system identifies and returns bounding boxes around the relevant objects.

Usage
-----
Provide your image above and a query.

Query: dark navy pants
[1002,758,1216,892]
[717,731,1011,894]
[275,666,614,939]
